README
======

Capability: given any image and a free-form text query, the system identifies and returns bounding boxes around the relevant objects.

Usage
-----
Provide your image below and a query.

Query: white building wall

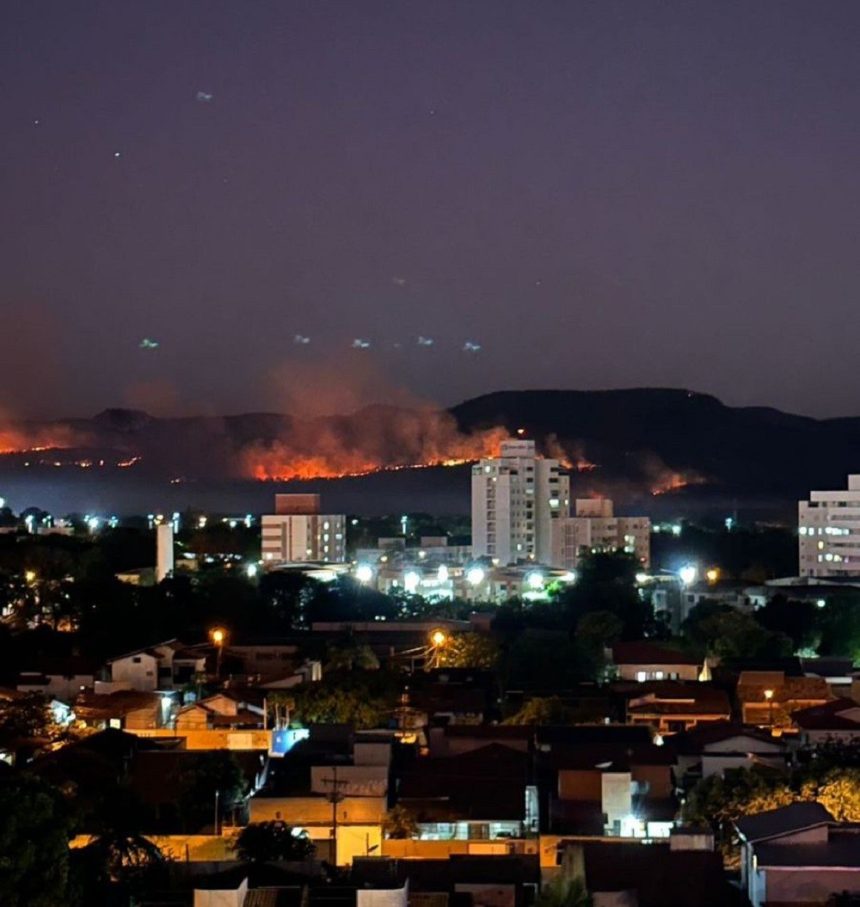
[799,475,860,577]
[471,440,569,566]
[156,524,174,582]
[110,652,159,691]
[261,514,346,565]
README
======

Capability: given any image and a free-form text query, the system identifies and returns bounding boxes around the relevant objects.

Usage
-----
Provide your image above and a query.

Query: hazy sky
[3,1,860,418]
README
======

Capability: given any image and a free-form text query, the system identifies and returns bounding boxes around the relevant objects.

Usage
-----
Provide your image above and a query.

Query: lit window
[636,671,647,683]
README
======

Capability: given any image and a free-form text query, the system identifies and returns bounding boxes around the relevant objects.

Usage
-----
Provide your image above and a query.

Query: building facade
[551,498,651,570]
[799,475,860,577]
[261,494,346,566]
[471,439,570,565]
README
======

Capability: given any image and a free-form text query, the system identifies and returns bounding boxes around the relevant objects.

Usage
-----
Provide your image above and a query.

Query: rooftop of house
[736,802,834,843]
[666,722,785,755]
[791,698,860,730]
[576,841,742,907]
[398,743,529,821]
[756,831,860,868]
[351,855,540,889]
[73,689,162,718]
[737,673,832,703]
[624,682,732,715]
[611,642,701,666]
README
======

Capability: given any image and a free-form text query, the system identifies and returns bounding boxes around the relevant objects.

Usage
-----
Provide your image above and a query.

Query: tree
[575,610,623,651]
[232,821,315,862]
[382,805,419,839]
[799,768,860,822]
[683,604,790,660]
[0,773,73,907]
[326,639,380,672]
[504,696,577,725]
[0,692,65,754]
[555,551,649,638]
[178,752,246,832]
[756,595,820,653]
[290,682,392,729]
[437,633,500,669]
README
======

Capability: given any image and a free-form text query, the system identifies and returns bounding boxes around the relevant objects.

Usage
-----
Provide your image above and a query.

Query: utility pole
[322,766,349,867]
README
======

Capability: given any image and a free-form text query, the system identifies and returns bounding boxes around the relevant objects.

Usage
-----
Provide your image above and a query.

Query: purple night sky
[2,1,860,419]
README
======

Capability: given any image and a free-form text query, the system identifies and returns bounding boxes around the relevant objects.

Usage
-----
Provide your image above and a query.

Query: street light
[430,629,448,648]
[466,566,485,586]
[705,568,719,584]
[764,688,774,727]
[355,564,373,584]
[403,570,421,594]
[526,571,544,590]
[679,564,697,586]
[210,627,227,679]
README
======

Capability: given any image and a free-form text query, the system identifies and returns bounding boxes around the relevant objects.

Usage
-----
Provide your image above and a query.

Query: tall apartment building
[799,476,860,577]
[550,498,651,570]
[471,439,570,565]
[261,494,346,566]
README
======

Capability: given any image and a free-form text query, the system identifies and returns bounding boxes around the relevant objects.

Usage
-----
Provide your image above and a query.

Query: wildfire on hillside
[243,416,510,481]
[650,471,708,495]
[0,425,86,457]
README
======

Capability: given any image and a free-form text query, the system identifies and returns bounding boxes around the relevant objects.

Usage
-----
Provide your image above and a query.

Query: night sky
[3,1,860,419]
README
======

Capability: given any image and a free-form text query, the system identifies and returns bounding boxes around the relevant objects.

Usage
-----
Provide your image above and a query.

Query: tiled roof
[612,642,701,666]
[736,803,833,843]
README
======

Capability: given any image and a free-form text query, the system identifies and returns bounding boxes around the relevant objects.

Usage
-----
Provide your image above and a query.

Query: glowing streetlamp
[466,566,485,587]
[763,687,774,726]
[403,570,421,594]
[526,571,544,591]
[705,567,719,584]
[355,564,373,584]
[210,627,227,679]
[430,629,448,648]
[678,564,697,586]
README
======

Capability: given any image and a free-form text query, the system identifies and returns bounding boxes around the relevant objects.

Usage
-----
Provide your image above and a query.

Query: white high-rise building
[551,498,651,570]
[261,494,346,566]
[156,523,174,582]
[471,439,570,565]
[799,476,860,577]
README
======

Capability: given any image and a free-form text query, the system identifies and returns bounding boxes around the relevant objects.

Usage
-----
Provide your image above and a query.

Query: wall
[131,728,272,750]
[310,764,388,797]
[765,867,860,905]
[249,795,386,825]
[618,663,699,682]
[558,769,601,801]
[111,653,159,691]
[357,883,408,907]
[193,878,246,907]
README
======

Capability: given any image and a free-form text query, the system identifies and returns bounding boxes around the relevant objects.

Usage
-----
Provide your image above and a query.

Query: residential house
[352,855,541,907]
[667,723,788,787]
[16,655,98,700]
[792,698,860,745]
[540,740,676,838]
[737,671,832,728]
[557,836,743,907]
[175,691,265,732]
[248,729,390,864]
[620,681,732,733]
[105,640,207,692]
[610,642,702,683]
[736,802,860,907]
[73,690,169,730]
[397,743,535,841]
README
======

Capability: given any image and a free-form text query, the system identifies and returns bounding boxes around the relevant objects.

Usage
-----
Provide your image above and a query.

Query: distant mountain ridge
[2,388,859,511]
